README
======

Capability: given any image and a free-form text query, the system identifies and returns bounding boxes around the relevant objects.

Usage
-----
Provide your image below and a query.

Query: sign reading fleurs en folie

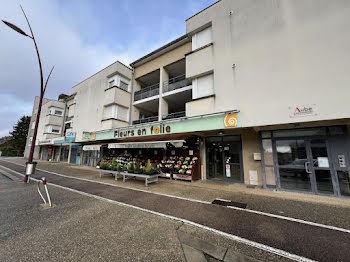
[114,123,171,138]
[81,112,240,142]
[289,105,318,118]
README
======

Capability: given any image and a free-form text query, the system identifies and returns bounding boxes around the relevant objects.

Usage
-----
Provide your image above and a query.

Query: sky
[0,0,216,137]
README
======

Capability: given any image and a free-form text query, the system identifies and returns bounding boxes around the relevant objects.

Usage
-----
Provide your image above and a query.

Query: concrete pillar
[158,66,169,121]
[241,128,262,186]
[67,144,72,164]
[200,137,207,180]
[131,80,141,123]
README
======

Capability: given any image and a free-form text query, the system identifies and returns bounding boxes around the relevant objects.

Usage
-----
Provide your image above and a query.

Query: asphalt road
[1,160,350,261]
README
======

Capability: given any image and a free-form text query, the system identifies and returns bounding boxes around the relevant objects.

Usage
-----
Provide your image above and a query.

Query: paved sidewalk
[4,157,350,230]
[1,159,350,262]
[0,173,283,261]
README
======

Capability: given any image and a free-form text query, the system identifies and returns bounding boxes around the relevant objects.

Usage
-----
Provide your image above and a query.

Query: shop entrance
[206,135,243,182]
[276,138,335,194]
[262,126,350,197]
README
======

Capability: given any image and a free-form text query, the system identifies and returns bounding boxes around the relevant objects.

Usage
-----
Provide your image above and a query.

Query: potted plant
[127,162,135,173]
[100,159,106,169]
[144,159,153,175]
[134,163,143,174]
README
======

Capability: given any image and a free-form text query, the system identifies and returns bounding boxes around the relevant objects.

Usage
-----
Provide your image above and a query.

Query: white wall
[186,0,350,127]
[71,61,132,141]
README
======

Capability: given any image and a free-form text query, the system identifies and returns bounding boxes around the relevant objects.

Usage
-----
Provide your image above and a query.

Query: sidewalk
[1,158,350,262]
[4,157,350,231]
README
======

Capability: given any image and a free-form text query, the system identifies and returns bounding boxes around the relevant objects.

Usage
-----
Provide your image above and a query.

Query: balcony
[132,116,158,125]
[134,83,159,102]
[65,116,73,122]
[162,111,185,120]
[163,74,191,93]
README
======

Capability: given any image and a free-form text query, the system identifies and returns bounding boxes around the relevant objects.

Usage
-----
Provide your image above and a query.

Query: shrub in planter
[134,163,143,174]
[100,159,106,169]
[127,162,135,173]
[111,158,117,171]
[144,159,153,175]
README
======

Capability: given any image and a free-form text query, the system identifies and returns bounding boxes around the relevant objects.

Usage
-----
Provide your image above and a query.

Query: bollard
[37,177,52,207]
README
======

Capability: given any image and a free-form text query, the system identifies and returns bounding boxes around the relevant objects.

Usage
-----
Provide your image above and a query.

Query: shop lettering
[114,123,171,138]
[294,107,313,116]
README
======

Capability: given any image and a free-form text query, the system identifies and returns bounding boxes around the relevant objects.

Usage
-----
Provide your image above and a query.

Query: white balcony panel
[186,44,213,79]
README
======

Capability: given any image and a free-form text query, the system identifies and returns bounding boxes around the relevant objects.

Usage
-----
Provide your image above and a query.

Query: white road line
[1,159,350,235]
[0,164,314,262]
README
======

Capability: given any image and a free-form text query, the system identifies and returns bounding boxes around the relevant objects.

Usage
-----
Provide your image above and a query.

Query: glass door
[276,139,312,192]
[308,139,335,195]
[206,136,242,182]
[276,138,336,195]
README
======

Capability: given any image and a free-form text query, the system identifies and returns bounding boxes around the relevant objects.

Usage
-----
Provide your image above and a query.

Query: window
[192,26,212,50]
[47,125,61,134]
[192,73,214,99]
[54,110,63,116]
[109,80,115,88]
[49,107,63,116]
[119,80,128,91]
[103,104,128,122]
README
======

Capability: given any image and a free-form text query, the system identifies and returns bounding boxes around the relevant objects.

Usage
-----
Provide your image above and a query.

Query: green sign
[82,112,239,142]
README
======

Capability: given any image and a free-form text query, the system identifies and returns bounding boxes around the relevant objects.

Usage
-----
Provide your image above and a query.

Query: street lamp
[2,5,54,183]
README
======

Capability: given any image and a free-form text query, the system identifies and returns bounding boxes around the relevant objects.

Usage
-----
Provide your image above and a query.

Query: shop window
[192,73,214,99]
[262,139,273,165]
[192,26,212,51]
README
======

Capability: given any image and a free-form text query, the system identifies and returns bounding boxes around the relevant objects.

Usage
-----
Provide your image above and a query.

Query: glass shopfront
[206,135,243,182]
[261,126,350,197]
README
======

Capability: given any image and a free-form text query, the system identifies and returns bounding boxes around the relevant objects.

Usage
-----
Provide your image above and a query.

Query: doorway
[262,126,350,197]
[276,138,335,195]
[206,135,243,182]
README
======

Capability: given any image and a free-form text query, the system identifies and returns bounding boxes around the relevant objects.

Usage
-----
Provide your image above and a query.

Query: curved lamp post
[2,5,54,183]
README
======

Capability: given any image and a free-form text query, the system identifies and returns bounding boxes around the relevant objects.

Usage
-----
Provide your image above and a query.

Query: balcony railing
[163,74,190,93]
[134,83,159,101]
[132,116,158,125]
[162,111,186,120]
[65,116,73,122]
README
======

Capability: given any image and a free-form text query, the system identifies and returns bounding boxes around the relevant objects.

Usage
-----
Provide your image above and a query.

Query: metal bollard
[37,177,52,207]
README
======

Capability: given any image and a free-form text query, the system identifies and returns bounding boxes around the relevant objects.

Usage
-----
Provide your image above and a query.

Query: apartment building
[25,61,133,166]
[25,0,350,197]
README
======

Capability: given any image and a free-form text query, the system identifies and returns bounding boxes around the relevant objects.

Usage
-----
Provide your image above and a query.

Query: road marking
[1,159,350,235]
[0,164,314,262]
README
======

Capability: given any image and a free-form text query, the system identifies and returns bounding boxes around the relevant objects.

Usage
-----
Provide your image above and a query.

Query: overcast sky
[0,0,215,137]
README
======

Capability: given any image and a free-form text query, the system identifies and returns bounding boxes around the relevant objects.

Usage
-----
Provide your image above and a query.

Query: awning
[108,140,185,149]
[83,145,101,151]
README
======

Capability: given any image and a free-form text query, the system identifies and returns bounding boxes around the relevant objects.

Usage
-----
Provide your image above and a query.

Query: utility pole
[2,5,54,183]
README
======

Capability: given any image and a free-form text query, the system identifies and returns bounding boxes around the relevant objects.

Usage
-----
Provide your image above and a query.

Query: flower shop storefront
[100,135,201,181]
[83,111,240,182]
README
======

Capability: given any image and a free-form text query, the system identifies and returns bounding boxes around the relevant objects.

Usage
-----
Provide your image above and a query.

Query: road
[1,159,350,261]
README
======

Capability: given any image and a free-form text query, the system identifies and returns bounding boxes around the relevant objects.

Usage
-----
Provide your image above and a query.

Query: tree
[9,116,30,156]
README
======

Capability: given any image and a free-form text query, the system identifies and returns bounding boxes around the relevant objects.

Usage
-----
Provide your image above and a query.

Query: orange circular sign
[224,114,238,127]
[153,126,160,134]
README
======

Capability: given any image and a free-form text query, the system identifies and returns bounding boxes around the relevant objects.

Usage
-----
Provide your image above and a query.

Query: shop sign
[65,131,76,142]
[52,137,65,144]
[289,105,317,118]
[38,139,52,145]
[224,113,238,127]
[82,112,240,142]
[83,145,101,151]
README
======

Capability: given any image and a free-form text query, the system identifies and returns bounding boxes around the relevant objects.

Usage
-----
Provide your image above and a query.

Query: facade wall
[186,0,350,128]
[134,42,191,79]
[71,62,132,141]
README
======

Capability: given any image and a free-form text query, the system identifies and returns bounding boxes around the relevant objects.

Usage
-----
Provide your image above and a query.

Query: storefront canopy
[108,140,185,149]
